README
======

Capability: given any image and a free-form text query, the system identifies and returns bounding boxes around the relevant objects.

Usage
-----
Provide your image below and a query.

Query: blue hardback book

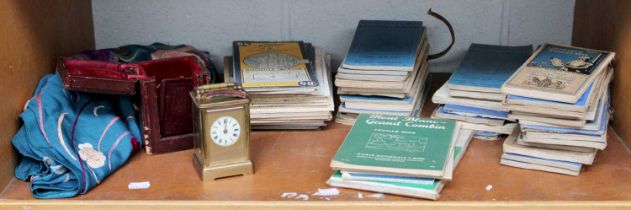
[443,104,509,119]
[448,44,532,92]
[342,20,424,71]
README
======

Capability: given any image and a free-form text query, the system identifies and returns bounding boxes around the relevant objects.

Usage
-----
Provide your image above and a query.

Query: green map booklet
[331,114,461,179]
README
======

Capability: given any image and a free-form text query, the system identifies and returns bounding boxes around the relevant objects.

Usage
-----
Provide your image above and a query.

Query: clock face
[210,116,241,147]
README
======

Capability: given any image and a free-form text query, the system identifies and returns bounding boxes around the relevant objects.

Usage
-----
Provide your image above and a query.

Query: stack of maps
[228,41,334,129]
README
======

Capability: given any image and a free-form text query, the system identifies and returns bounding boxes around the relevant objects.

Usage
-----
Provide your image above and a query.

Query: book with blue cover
[473,131,500,140]
[341,95,413,104]
[432,105,506,126]
[502,153,582,171]
[448,44,532,93]
[506,81,594,111]
[336,72,408,82]
[502,131,596,165]
[500,156,581,176]
[341,171,436,185]
[443,104,510,120]
[521,94,609,136]
[432,83,508,112]
[342,20,424,71]
[341,95,415,112]
[339,103,413,116]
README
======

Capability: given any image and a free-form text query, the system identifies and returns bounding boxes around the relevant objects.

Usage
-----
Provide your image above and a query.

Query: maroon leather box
[58,56,210,154]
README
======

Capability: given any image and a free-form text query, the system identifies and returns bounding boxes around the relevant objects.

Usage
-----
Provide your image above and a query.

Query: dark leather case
[58,56,210,154]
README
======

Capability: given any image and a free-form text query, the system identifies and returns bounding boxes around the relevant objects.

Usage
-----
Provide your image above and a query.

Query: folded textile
[13,74,142,199]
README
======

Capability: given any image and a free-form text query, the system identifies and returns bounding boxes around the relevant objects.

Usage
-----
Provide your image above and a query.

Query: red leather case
[58,56,210,154]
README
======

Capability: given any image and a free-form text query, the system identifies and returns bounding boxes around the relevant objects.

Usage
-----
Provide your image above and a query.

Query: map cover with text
[331,114,458,178]
[232,41,318,88]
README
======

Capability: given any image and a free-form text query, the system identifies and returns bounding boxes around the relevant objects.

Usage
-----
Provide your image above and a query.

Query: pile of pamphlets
[431,44,532,140]
[229,41,334,129]
[500,44,615,176]
[335,20,430,125]
[328,114,473,200]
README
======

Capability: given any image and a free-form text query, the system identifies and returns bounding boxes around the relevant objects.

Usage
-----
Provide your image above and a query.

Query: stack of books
[327,114,474,200]
[229,41,334,129]
[500,44,615,176]
[431,44,533,140]
[335,20,431,125]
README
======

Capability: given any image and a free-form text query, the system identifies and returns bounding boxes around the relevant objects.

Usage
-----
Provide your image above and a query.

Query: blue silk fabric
[12,74,142,199]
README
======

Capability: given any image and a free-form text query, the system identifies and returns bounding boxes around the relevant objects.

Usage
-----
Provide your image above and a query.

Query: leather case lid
[140,56,204,86]
[58,56,209,154]
[159,78,194,137]
[58,56,205,95]
[58,59,145,95]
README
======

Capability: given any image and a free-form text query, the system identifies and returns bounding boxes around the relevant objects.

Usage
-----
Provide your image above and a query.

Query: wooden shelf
[2,74,631,209]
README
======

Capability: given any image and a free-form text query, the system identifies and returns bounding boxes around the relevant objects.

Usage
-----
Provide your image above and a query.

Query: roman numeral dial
[210,116,241,147]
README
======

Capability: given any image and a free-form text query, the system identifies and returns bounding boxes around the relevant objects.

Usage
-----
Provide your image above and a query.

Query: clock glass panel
[210,116,241,147]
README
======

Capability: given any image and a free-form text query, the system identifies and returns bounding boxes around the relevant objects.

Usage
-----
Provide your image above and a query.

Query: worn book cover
[503,131,597,165]
[500,157,581,176]
[448,43,532,93]
[331,114,459,178]
[232,41,318,88]
[503,44,614,103]
[433,105,506,126]
[432,83,508,112]
[343,20,424,71]
[327,170,443,200]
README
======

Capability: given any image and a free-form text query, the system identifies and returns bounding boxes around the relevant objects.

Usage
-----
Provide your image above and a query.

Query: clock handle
[198,89,247,99]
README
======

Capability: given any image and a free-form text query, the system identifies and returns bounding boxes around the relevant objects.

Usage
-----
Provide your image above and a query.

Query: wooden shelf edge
[2,200,631,210]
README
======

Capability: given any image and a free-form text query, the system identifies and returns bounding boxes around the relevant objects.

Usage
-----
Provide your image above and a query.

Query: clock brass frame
[190,83,253,181]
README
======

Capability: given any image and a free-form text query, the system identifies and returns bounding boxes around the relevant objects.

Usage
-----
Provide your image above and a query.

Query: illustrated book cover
[502,43,614,103]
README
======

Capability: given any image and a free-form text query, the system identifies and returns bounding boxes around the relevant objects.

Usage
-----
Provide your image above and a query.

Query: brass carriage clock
[191,83,253,181]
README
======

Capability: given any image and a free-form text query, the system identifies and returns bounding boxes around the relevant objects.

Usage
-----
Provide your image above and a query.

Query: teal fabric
[13,74,142,199]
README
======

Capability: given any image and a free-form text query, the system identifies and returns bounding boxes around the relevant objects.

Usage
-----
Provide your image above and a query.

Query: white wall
[92,0,575,72]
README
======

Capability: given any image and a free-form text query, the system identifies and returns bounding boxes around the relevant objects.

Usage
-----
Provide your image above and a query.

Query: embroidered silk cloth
[13,74,142,199]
